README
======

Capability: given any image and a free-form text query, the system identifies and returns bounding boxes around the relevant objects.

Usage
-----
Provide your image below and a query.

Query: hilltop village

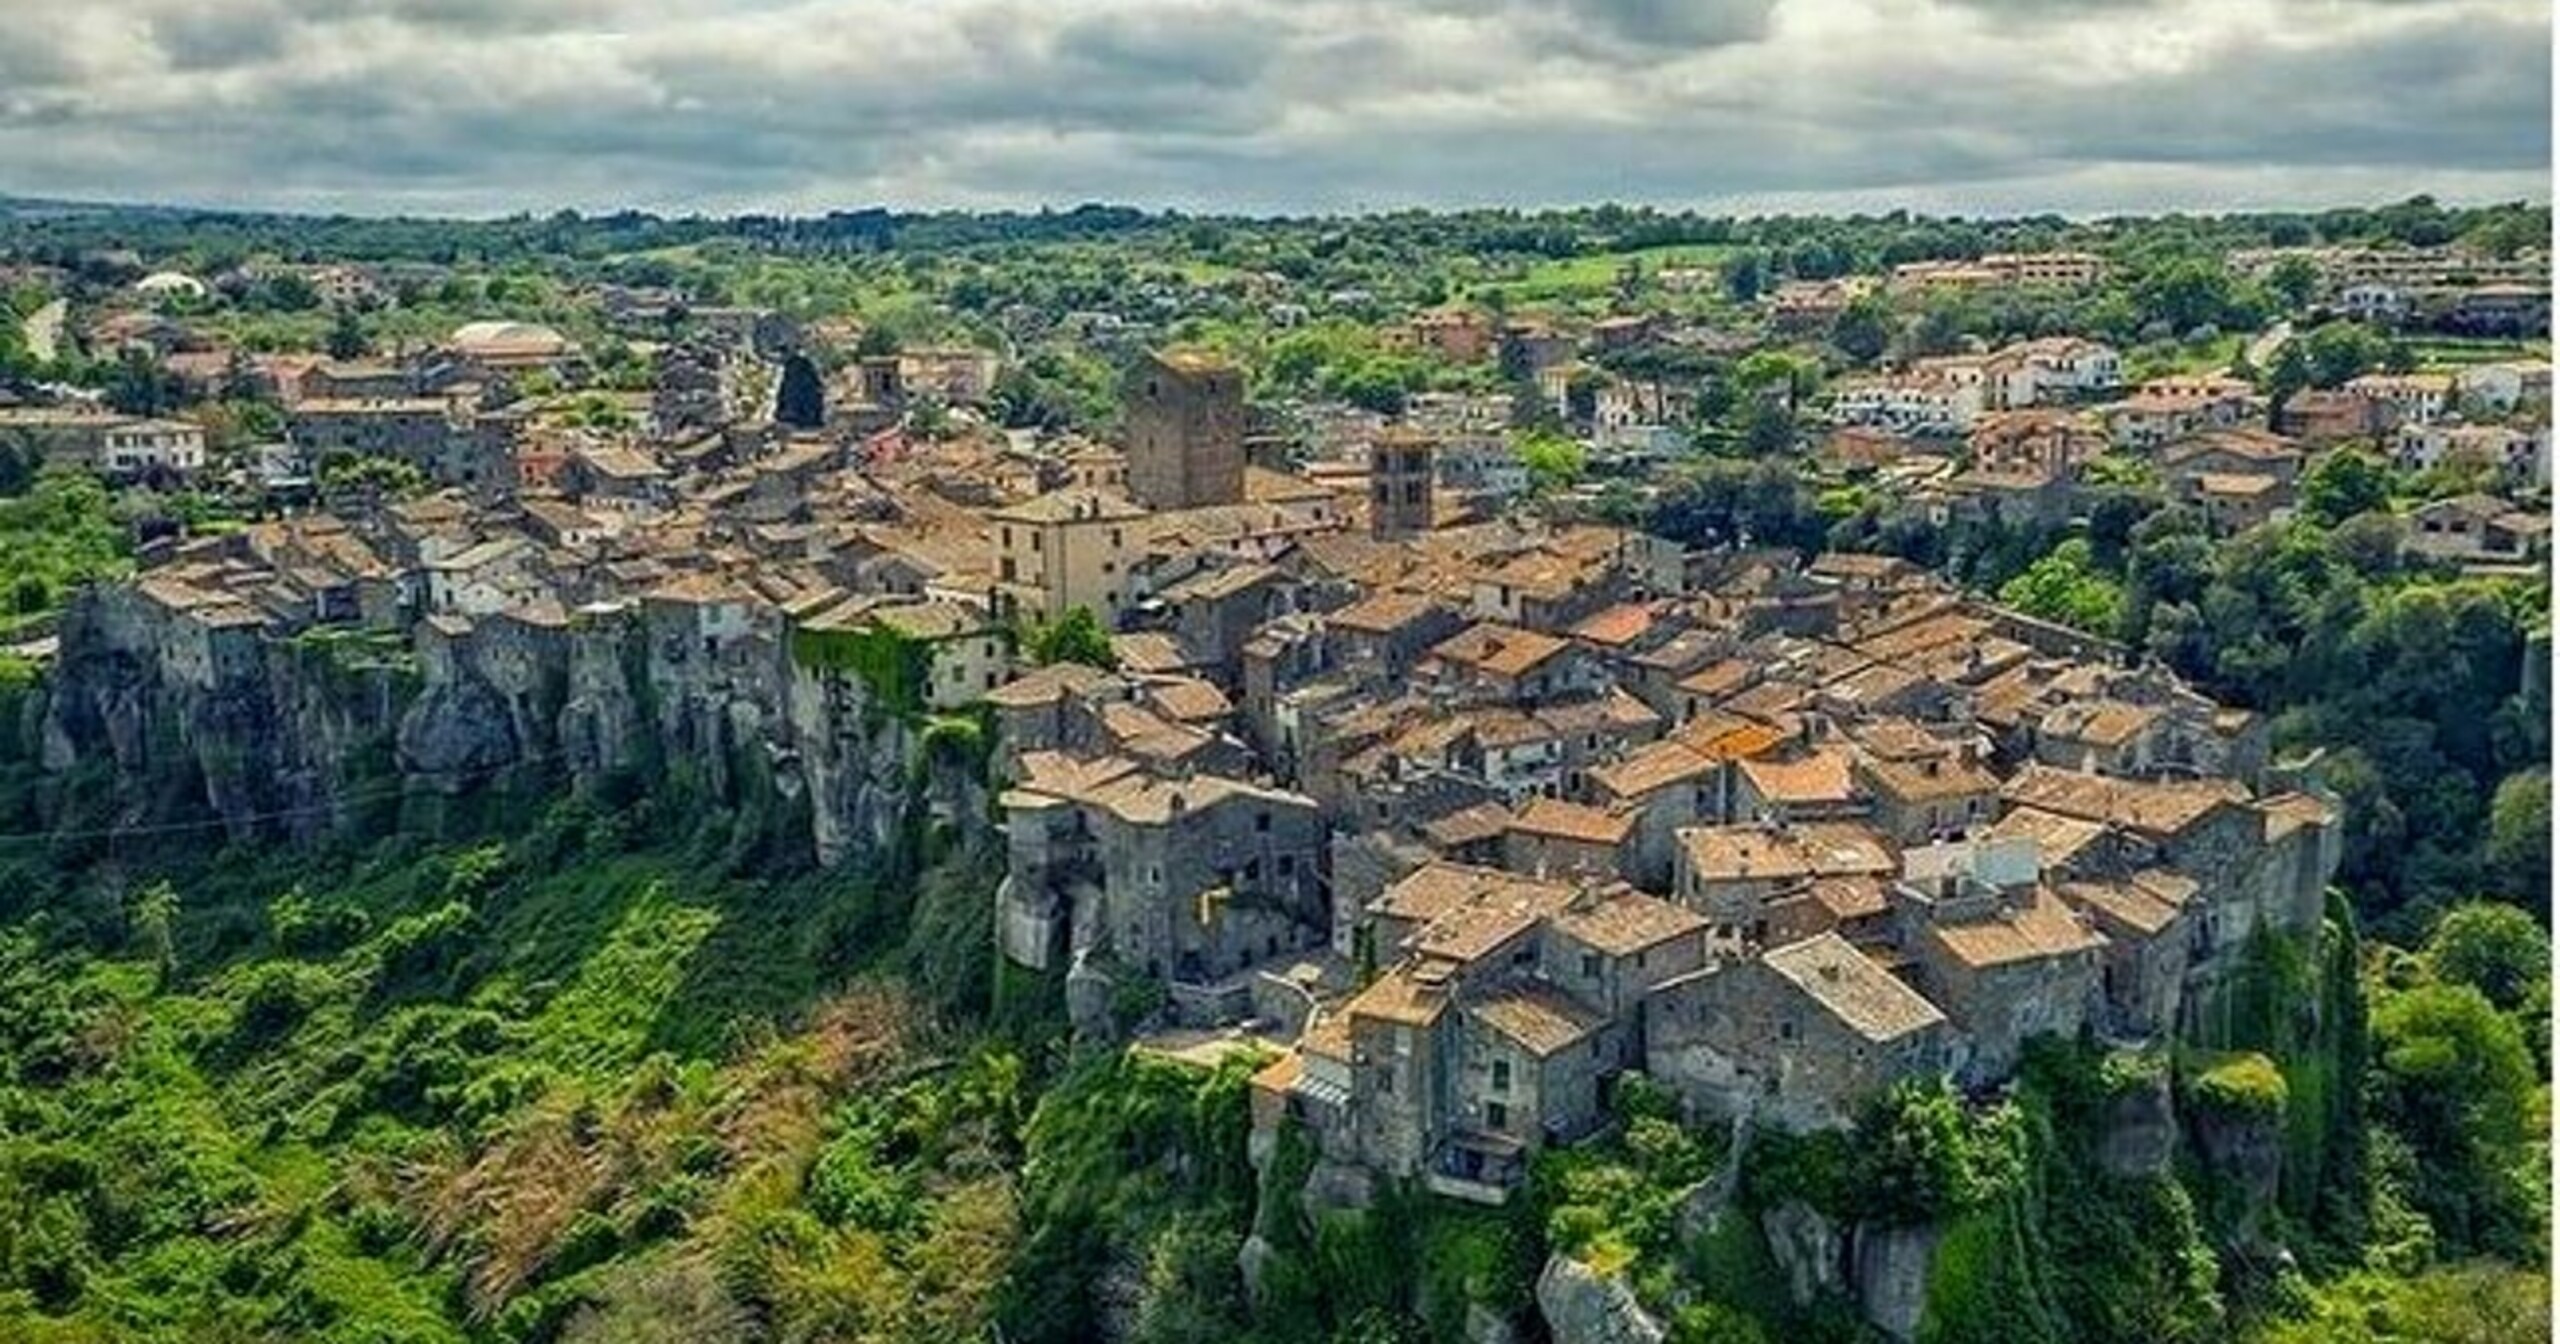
[0,207,2548,1344]
[4,254,2395,1190]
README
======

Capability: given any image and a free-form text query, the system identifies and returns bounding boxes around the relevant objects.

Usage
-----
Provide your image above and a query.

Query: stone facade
[1125,348,1247,510]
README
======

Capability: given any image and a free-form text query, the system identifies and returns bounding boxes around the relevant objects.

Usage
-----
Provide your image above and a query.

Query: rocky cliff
[29,591,982,865]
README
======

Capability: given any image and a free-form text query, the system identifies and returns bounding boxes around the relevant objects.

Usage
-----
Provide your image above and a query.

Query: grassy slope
[0,798,961,1342]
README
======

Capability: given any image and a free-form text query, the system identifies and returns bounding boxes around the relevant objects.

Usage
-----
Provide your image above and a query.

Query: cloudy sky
[0,0,2547,217]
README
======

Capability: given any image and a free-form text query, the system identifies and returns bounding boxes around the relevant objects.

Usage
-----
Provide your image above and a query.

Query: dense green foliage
[1022,606,1116,671]
[790,622,935,720]
[0,471,129,637]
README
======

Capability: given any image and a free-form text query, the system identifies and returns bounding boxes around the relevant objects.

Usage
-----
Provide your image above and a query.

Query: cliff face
[32,591,977,864]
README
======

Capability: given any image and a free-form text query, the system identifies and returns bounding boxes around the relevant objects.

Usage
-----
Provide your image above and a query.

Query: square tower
[1124,348,1245,509]
[1369,428,1437,539]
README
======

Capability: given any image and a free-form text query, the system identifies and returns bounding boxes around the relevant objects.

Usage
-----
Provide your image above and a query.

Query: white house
[2396,421,2552,487]
[1831,372,1984,436]
[98,416,207,476]
[2455,361,2552,415]
[2346,373,2456,428]
[424,536,540,617]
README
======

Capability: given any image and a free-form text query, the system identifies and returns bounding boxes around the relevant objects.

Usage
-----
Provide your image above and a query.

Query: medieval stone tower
[1123,347,1245,510]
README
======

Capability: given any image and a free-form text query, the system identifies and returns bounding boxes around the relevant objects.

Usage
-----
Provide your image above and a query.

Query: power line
[0,749,579,845]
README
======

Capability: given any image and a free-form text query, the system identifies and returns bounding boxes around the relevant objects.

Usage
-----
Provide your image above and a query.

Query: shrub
[2184,1051,2289,1120]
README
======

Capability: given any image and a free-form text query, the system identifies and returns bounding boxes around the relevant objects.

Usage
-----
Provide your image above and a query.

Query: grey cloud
[148,4,294,70]
[0,0,2544,216]
[1552,0,1780,45]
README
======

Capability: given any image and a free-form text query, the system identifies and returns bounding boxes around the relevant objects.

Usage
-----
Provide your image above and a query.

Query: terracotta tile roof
[1328,589,1449,635]
[1144,676,1233,724]
[1851,610,1990,664]
[1421,801,1516,850]
[1721,680,1813,727]
[2256,791,2338,842]
[2057,877,2184,937]
[1111,631,1195,675]
[2040,699,2158,748]
[2193,473,2281,498]
[988,487,1147,525]
[1244,465,1338,505]
[1763,932,1948,1042]
[1928,888,2109,969]
[1569,603,1656,648]
[1985,805,2109,869]
[984,661,1117,708]
[1374,861,1572,926]
[1509,798,1635,847]
[2002,764,2248,838]
[1466,707,1557,750]
[868,599,997,641]
[1549,887,1709,956]
[1807,875,1890,921]
[1857,751,1999,804]
[1678,821,1895,884]
[1344,965,1451,1028]
[1589,741,1716,800]
[1430,622,1569,679]
[1736,748,1855,807]
[1677,658,1759,699]
[1465,981,1608,1057]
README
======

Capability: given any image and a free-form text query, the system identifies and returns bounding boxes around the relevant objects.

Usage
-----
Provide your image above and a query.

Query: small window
[1491,1058,1511,1092]
[1485,1100,1509,1130]
[1278,855,1296,876]
[1581,952,1601,979]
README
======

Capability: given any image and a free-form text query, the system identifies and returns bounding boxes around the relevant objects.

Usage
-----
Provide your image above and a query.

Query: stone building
[997,752,1326,990]
[1646,931,1953,1131]
[1266,863,1708,1200]
[989,487,1149,624]
[1369,428,1437,539]
[1124,348,1247,510]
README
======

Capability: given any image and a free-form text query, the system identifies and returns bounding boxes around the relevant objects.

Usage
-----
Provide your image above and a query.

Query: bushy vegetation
[0,470,129,636]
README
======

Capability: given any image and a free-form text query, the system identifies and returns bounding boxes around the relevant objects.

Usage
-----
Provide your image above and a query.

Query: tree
[1723,250,1766,303]
[1732,350,1815,411]
[775,351,826,428]
[103,347,181,416]
[325,305,369,361]
[2300,447,2392,525]
[1829,298,1891,364]
[1517,430,1586,495]
[130,880,180,982]
[1998,539,2125,637]
[2483,770,2550,909]
[855,324,902,359]
[2422,903,2549,1016]
[2263,339,2313,426]
[1740,399,1795,457]
[2369,982,2541,1257]
[1026,606,1115,670]
[2133,256,2247,335]
[1563,367,1608,426]
[2301,320,2389,388]
[2266,255,2322,311]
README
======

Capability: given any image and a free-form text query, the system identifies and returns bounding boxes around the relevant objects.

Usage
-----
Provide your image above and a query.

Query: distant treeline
[2,193,2545,273]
